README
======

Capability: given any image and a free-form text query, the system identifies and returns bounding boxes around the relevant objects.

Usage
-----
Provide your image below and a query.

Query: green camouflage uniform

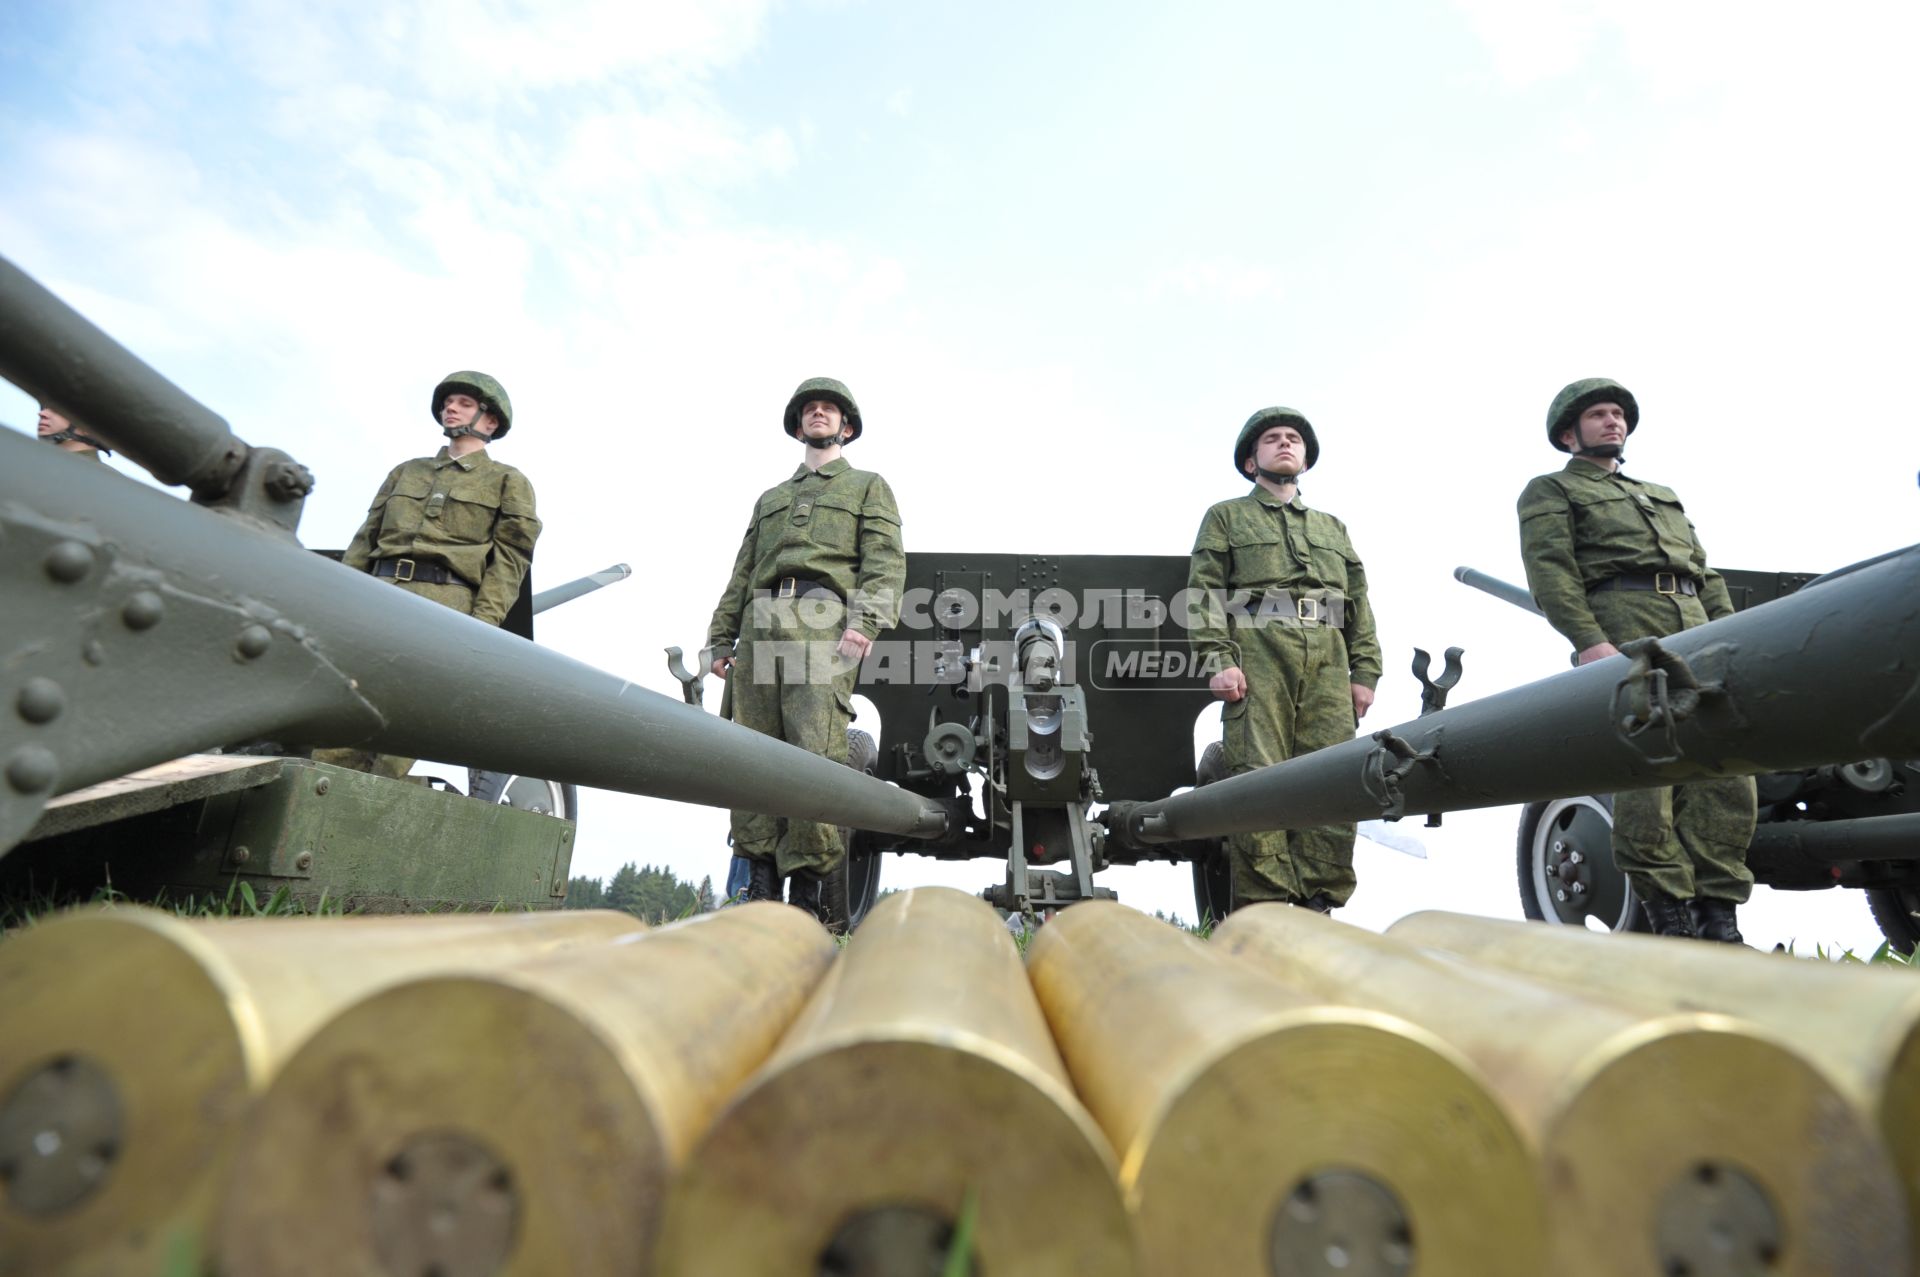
[321,448,541,775]
[1188,489,1381,905]
[1518,457,1756,902]
[705,457,905,875]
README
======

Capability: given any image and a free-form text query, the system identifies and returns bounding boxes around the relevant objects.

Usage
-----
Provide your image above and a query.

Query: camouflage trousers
[1222,622,1358,907]
[1590,589,1758,904]
[728,594,858,877]
[313,576,478,778]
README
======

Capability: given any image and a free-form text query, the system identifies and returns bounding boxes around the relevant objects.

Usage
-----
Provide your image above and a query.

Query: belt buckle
[1654,571,1678,595]
[393,558,416,583]
[777,578,797,599]
[1296,596,1319,623]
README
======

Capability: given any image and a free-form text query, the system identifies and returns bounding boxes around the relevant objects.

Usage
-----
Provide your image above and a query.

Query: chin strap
[1255,467,1300,488]
[442,401,497,442]
[44,429,111,454]
[804,435,840,451]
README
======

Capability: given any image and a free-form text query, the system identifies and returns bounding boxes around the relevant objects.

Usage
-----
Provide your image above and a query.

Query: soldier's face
[798,399,845,442]
[35,406,70,438]
[1247,425,1305,477]
[442,392,498,437]
[1569,402,1628,450]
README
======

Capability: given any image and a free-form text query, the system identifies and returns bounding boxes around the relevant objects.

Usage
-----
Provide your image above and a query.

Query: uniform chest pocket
[383,472,437,527]
[1303,523,1353,586]
[805,491,862,553]
[1228,530,1293,584]
[438,487,503,542]
[1635,490,1696,552]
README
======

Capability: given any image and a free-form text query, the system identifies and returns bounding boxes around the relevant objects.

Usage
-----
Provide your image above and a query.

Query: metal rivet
[294,852,313,871]
[5,748,58,794]
[121,591,165,630]
[235,625,273,660]
[314,776,331,796]
[81,641,106,667]
[17,679,66,725]
[43,541,94,584]
[232,846,252,864]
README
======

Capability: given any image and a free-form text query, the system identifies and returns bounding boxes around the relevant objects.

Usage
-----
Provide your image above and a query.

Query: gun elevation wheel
[1190,741,1233,927]
[1516,795,1648,933]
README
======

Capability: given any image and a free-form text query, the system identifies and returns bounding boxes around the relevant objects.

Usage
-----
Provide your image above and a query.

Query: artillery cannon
[0,253,946,913]
[1455,563,1920,949]
[6,245,1920,933]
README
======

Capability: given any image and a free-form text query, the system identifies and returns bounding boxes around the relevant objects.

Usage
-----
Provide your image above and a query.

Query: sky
[2,0,1915,952]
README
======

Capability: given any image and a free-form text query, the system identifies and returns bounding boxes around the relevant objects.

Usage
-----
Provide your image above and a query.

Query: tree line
[563,863,717,922]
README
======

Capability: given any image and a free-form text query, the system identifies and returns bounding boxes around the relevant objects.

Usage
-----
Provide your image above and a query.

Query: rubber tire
[837,729,884,929]
[1189,741,1234,928]
[1515,794,1650,933]
[496,775,578,823]
[1867,886,1920,955]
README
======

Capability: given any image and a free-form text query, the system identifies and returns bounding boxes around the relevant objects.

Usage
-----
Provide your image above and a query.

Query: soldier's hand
[1576,642,1621,666]
[836,628,873,665]
[1209,666,1248,702]
[710,655,733,680]
[1351,683,1374,719]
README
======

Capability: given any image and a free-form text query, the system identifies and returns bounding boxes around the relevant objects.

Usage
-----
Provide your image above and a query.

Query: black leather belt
[761,576,844,605]
[1590,572,1698,597]
[373,557,470,587]
[1263,589,1345,624]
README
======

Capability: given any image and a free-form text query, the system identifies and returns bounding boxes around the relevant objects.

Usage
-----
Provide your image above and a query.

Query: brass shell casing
[212,902,834,1277]
[0,905,642,1277]
[1026,900,1541,1277]
[1389,909,1920,1271]
[656,887,1138,1277]
[1221,904,1908,1276]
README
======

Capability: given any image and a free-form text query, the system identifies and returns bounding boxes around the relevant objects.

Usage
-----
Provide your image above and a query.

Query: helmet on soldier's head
[1547,378,1638,452]
[783,377,863,444]
[1233,407,1317,481]
[432,372,514,441]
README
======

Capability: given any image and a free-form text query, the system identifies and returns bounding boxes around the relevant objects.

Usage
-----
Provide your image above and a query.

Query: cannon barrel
[0,256,251,497]
[1452,564,1544,615]
[1747,811,1920,867]
[532,563,632,615]
[0,433,949,854]
[1126,545,1920,843]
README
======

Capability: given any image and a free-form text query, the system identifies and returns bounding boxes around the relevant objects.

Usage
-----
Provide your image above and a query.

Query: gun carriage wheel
[1516,795,1649,933]
[1188,742,1233,926]
[1866,886,1920,955]
[838,728,884,928]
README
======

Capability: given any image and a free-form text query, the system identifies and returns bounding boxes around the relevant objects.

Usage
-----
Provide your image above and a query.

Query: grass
[943,1187,980,1277]
[1780,939,1916,967]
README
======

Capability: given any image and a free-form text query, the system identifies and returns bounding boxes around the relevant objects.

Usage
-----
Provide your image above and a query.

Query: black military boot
[791,866,851,935]
[1300,893,1337,915]
[745,857,779,903]
[1638,891,1699,938]
[1692,898,1745,945]
[785,870,818,915]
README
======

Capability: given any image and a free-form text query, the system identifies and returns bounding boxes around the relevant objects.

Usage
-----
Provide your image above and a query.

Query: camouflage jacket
[1186,487,1382,689]
[706,458,906,650]
[1517,458,1734,652]
[341,447,542,627]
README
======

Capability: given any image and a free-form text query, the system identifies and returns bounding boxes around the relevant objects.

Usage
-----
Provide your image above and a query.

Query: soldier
[36,403,111,459]
[323,372,541,779]
[705,377,905,932]
[1518,378,1756,942]
[1188,407,1381,915]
